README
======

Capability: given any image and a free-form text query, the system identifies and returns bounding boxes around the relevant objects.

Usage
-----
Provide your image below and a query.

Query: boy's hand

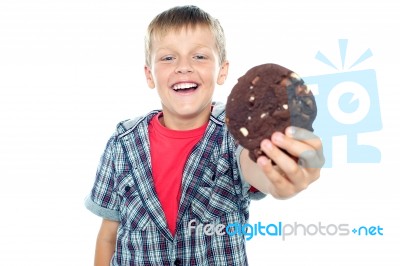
[240,126,324,199]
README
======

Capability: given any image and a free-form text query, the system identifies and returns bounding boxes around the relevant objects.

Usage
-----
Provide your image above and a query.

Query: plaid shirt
[85,102,265,265]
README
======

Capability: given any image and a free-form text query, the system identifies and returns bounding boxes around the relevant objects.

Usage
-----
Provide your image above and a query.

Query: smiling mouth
[172,82,199,92]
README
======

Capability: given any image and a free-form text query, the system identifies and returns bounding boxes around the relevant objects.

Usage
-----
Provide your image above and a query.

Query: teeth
[173,83,198,90]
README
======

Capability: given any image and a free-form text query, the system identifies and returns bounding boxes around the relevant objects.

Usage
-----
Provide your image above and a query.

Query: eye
[193,54,207,60]
[161,55,175,61]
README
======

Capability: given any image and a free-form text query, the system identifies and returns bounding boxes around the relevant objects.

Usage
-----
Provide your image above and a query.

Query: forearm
[94,219,119,266]
[240,148,272,194]
[94,237,115,266]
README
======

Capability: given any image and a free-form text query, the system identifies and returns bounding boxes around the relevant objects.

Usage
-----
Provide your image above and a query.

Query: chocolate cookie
[225,63,317,162]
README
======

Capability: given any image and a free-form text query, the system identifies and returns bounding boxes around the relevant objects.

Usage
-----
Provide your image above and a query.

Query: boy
[85,5,324,265]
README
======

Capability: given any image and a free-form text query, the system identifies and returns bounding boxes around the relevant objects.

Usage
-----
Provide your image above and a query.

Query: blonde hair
[144,5,227,67]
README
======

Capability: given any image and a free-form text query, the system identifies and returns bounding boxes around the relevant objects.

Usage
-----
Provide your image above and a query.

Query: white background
[1,0,399,265]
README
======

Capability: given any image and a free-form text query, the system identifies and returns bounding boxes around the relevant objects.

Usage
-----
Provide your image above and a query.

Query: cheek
[200,67,219,83]
[152,68,168,85]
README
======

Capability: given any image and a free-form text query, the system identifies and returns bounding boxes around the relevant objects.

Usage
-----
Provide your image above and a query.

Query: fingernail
[262,139,272,151]
[289,126,296,136]
[272,132,284,143]
[257,157,270,166]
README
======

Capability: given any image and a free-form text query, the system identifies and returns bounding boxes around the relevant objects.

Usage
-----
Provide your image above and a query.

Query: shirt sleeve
[235,145,267,200]
[85,134,121,221]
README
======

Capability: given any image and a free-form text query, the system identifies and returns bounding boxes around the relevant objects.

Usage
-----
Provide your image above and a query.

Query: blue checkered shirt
[85,102,265,265]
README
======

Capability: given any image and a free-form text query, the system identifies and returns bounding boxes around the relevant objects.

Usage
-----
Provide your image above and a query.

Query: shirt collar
[118,102,226,137]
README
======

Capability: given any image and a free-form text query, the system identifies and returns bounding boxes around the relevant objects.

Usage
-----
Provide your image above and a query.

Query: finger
[271,131,324,168]
[277,127,325,168]
[298,149,325,169]
[286,126,322,150]
[259,141,319,191]
[259,139,302,179]
[256,156,297,197]
[271,131,312,158]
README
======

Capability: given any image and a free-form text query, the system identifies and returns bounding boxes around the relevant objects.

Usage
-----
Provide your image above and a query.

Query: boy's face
[144,25,228,128]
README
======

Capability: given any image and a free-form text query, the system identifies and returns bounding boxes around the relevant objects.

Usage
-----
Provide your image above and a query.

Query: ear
[144,65,155,89]
[217,61,229,85]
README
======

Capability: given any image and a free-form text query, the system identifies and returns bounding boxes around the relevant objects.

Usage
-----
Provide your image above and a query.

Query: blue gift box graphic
[303,39,382,167]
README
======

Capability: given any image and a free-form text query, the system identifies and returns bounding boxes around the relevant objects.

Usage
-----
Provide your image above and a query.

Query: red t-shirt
[148,113,207,235]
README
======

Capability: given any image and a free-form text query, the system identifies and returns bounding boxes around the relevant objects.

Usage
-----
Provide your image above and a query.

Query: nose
[175,58,193,74]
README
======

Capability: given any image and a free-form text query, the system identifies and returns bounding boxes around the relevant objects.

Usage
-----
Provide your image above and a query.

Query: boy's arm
[94,219,119,266]
[240,126,324,199]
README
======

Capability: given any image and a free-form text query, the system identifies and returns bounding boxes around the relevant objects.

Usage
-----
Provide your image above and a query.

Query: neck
[160,106,211,130]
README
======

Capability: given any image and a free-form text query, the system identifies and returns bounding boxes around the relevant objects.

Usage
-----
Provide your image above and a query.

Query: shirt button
[174,258,181,266]
[124,186,131,192]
